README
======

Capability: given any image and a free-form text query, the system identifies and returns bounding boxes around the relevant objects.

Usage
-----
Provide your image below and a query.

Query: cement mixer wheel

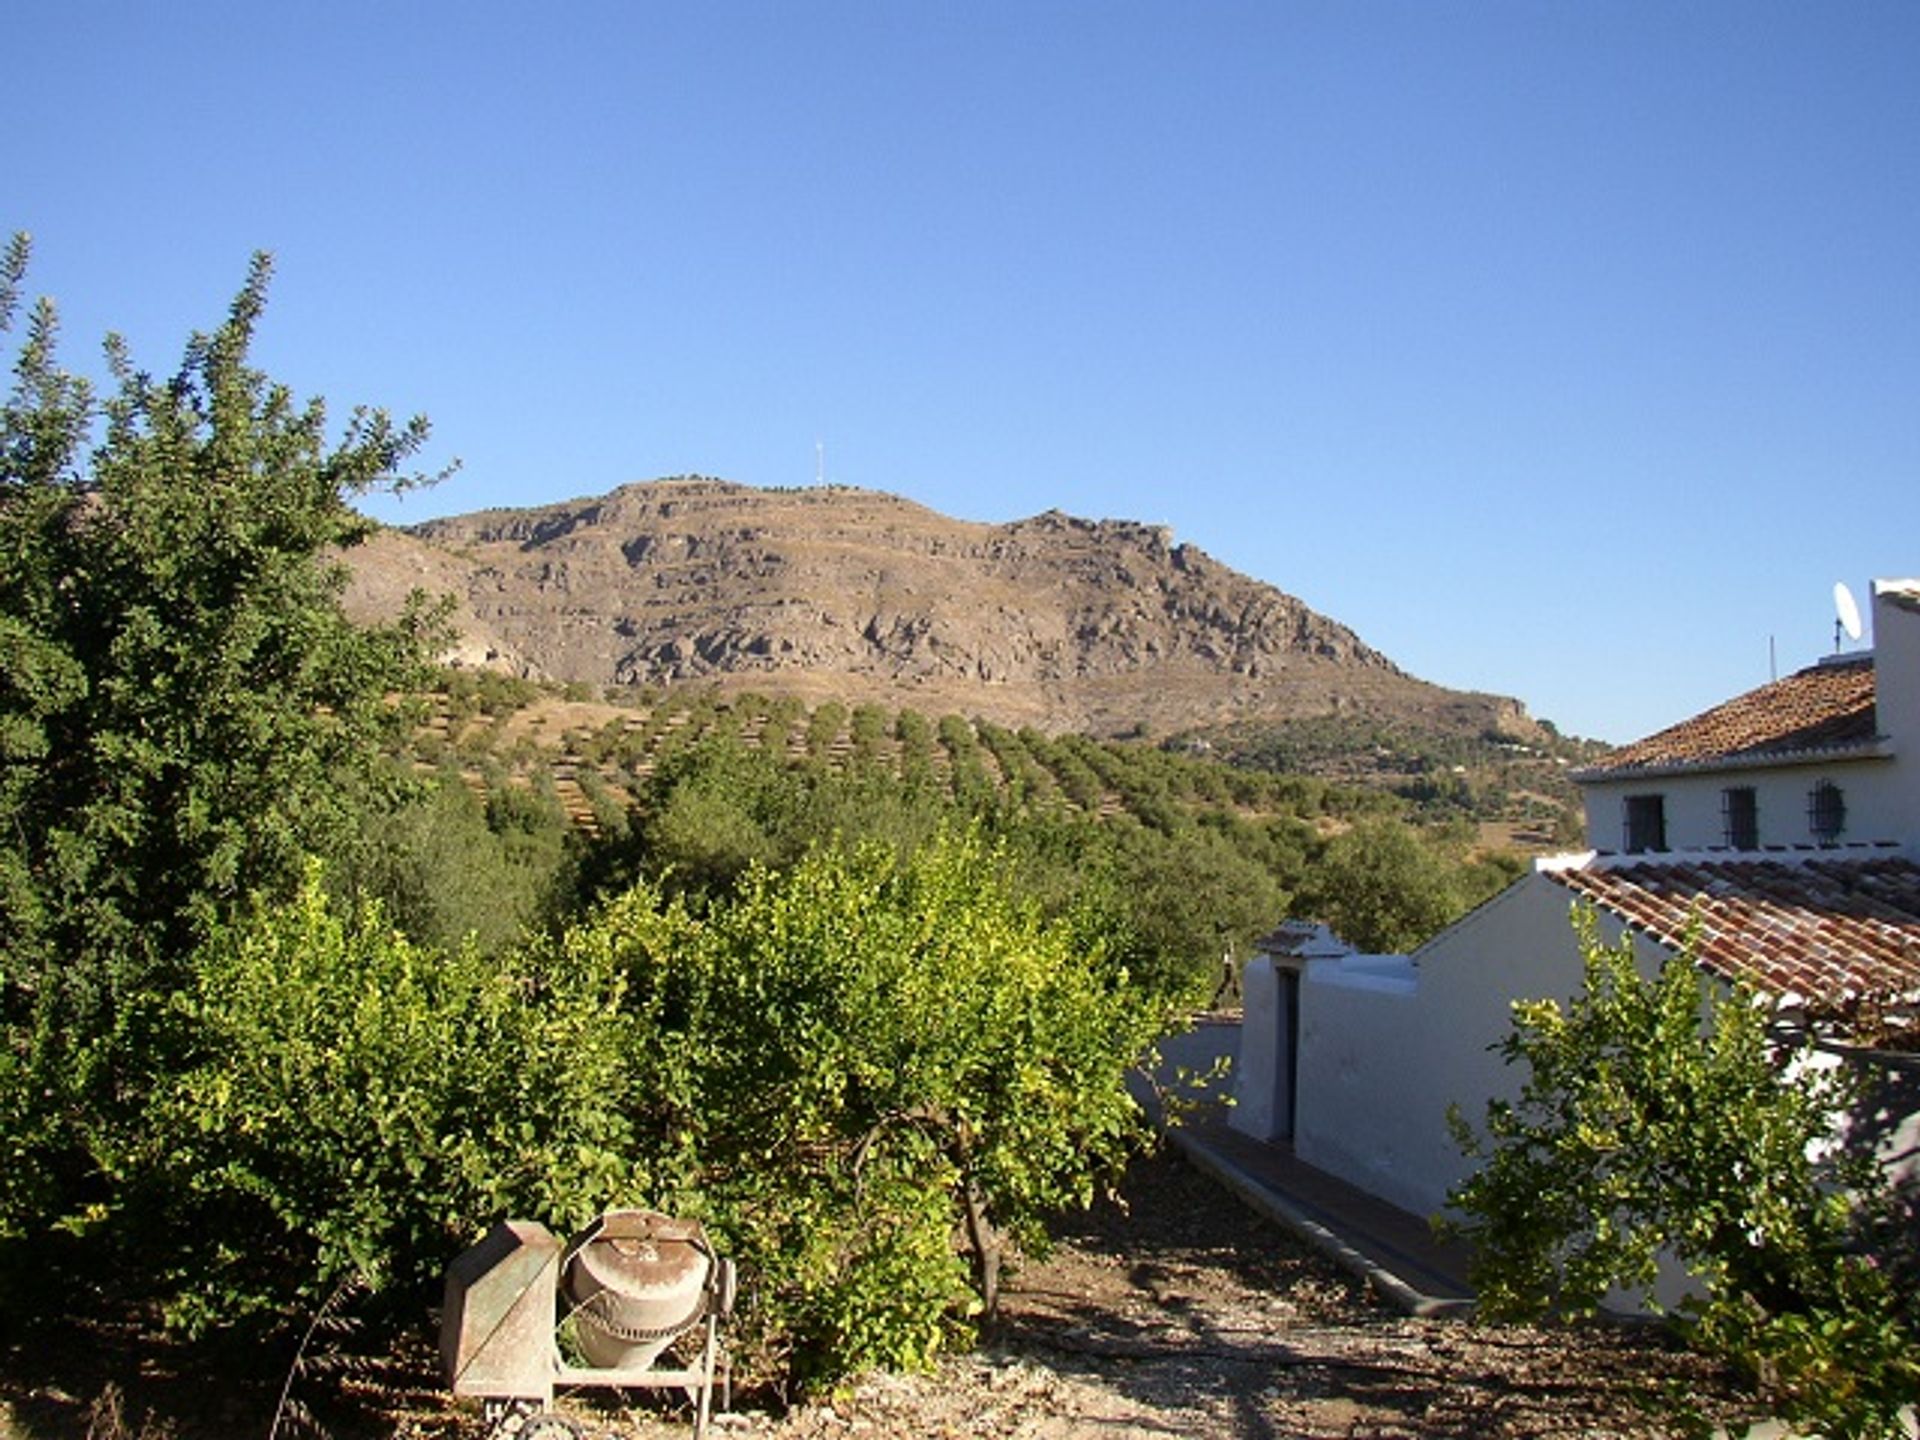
[513,1414,580,1440]
[486,1402,581,1440]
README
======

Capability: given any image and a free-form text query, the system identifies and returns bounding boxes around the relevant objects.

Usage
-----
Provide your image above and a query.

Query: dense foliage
[1295,816,1512,954]
[0,242,1532,1399]
[1448,910,1920,1439]
[473,688,1513,997]
[140,868,645,1332]
[562,830,1170,1385]
[354,765,583,955]
[0,237,443,1251]
[50,830,1169,1390]
[573,728,1303,1004]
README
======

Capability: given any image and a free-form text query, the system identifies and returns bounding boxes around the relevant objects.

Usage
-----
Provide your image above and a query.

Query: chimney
[1870,579,1920,844]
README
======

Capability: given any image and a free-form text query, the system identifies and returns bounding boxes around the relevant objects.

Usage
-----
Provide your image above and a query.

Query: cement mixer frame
[442,1209,737,1440]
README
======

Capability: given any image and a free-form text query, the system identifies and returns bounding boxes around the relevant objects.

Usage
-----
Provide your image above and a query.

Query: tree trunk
[959,1174,1000,1322]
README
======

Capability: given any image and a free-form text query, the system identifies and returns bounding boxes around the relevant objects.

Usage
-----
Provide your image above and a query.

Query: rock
[344,477,1526,741]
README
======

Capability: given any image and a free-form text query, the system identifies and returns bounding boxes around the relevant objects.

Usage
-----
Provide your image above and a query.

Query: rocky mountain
[344,477,1537,741]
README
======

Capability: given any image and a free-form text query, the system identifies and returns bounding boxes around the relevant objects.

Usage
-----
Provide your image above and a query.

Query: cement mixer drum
[562,1210,716,1372]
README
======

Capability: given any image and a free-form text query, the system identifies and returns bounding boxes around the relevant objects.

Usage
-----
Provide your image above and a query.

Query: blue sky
[11,2,1919,743]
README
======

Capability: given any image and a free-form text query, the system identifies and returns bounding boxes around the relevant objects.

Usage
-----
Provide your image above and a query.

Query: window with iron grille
[1624,794,1666,854]
[1721,786,1758,849]
[1808,781,1846,842]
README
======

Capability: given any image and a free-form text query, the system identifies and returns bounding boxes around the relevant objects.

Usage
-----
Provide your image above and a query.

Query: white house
[1233,579,1920,1223]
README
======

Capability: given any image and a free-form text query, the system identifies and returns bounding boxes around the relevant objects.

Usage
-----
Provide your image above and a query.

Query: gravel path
[0,1150,1755,1440]
[470,1152,1748,1440]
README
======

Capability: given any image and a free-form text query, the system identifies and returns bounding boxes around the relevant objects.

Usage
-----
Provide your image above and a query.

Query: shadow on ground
[987,1148,1743,1440]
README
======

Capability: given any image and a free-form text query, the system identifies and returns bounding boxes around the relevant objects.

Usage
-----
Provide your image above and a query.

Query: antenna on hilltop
[815,440,825,488]
[1833,581,1863,653]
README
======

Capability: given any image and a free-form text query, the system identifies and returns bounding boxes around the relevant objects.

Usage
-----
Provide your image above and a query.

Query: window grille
[1624,794,1666,854]
[1721,787,1758,849]
[1807,781,1846,842]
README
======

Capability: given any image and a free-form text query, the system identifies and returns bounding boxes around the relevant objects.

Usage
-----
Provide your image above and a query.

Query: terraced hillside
[410,672,1583,852]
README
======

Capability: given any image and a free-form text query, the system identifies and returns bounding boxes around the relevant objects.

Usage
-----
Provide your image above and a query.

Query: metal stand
[443,1214,736,1440]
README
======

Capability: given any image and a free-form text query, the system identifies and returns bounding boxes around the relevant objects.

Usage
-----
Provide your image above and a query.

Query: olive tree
[1300,817,1462,953]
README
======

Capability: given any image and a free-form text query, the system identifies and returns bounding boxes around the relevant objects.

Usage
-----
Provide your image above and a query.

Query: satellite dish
[1834,581,1863,648]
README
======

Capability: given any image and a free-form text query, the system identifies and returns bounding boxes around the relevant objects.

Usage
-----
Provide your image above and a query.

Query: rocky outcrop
[343,477,1532,740]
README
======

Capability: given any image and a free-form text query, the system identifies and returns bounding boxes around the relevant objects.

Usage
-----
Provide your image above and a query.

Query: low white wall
[1292,954,1433,1215]
[1292,876,1626,1220]
[1231,959,1280,1139]
[1133,1013,1240,1123]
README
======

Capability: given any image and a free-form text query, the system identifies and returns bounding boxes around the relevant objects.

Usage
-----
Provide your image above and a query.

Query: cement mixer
[442,1209,736,1439]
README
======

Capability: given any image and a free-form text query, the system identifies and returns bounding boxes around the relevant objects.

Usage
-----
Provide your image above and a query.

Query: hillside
[345,477,1540,743]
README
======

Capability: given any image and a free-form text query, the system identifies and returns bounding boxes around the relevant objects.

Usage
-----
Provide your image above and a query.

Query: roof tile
[1545,856,1920,1011]
[1584,657,1876,775]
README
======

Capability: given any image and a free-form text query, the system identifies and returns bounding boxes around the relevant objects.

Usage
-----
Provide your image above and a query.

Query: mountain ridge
[344,476,1538,742]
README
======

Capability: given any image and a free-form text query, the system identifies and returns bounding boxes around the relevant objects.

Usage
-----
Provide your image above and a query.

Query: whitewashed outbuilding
[1233,579,1920,1222]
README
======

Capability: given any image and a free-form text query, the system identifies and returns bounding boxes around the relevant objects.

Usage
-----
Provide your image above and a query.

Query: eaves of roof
[1569,737,1888,784]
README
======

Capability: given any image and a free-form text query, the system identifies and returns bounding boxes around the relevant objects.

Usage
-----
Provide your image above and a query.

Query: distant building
[1234,580,1920,1224]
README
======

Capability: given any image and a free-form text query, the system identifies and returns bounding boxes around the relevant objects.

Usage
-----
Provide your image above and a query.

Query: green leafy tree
[804,699,848,765]
[893,707,938,787]
[566,828,1173,1388]
[590,729,960,913]
[0,236,446,1242]
[143,866,643,1332]
[1099,818,1287,1002]
[937,713,997,811]
[594,732,804,901]
[350,768,580,955]
[1299,817,1462,952]
[1448,909,1919,1439]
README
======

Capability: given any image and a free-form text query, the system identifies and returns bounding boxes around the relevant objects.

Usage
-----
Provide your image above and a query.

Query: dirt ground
[0,1151,1755,1440]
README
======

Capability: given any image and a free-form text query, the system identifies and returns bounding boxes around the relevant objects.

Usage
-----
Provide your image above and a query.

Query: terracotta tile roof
[1545,855,1920,1008]
[1581,656,1878,776]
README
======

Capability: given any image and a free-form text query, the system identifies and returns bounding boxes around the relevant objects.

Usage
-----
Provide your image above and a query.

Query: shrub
[565,828,1172,1388]
[1448,909,1920,1439]
[135,867,645,1332]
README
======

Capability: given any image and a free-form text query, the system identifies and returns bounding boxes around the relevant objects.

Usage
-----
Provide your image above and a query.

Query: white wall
[1582,758,1903,854]
[1292,874,1668,1220]
[1135,1014,1240,1124]
[1874,581,1920,840]
[1289,949,1426,1214]
[1230,957,1286,1140]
